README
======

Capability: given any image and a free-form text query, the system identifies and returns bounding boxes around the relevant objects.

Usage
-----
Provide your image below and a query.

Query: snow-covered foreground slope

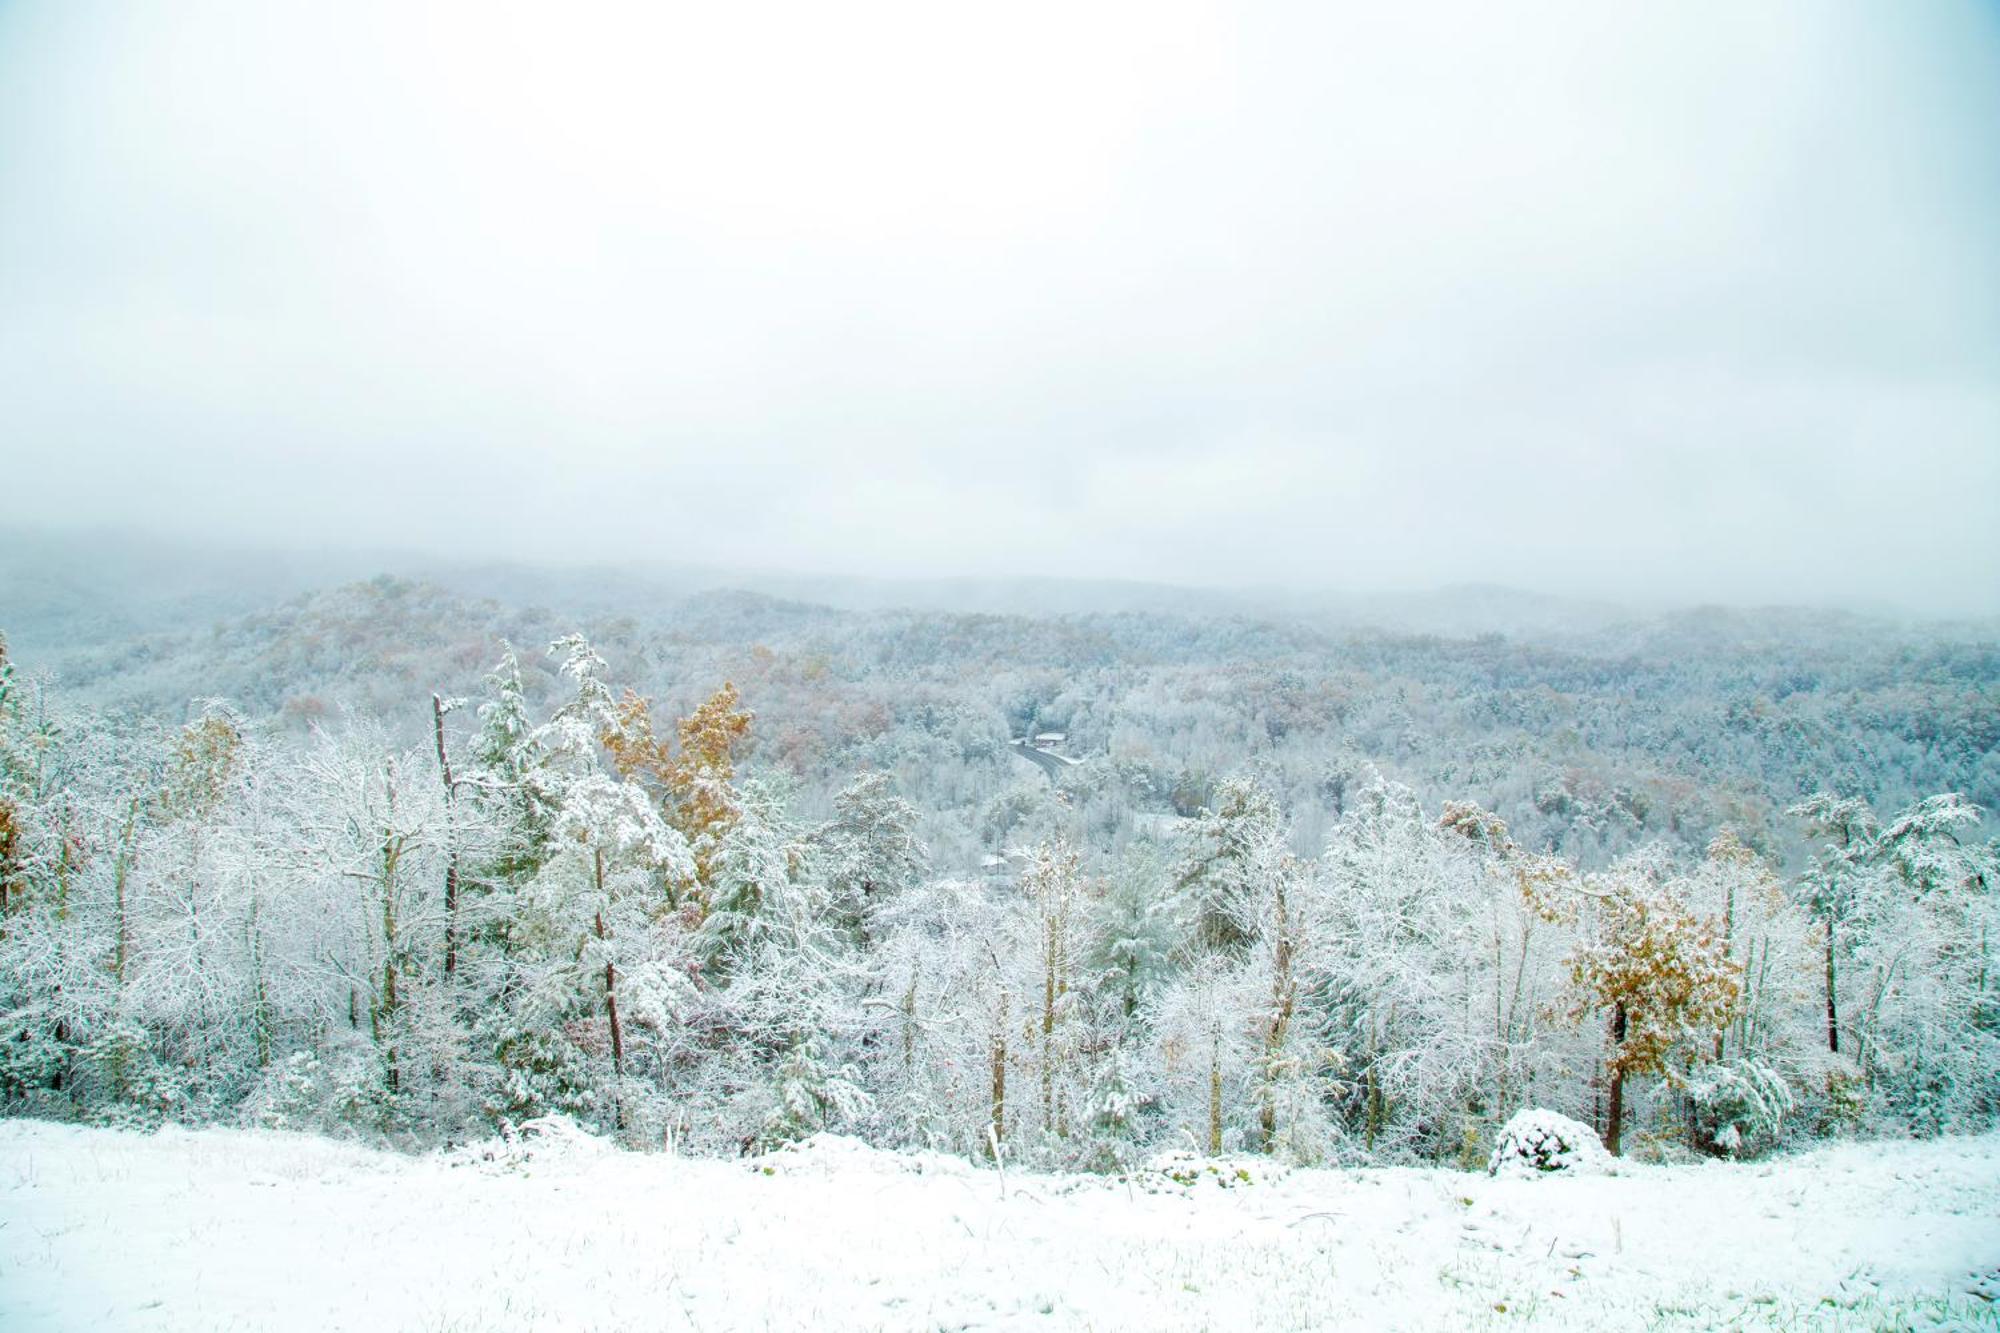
[2,1121,1996,1331]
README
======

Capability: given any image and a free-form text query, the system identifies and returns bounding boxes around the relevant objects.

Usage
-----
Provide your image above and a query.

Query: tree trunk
[1365,1061,1383,1151]
[1208,1013,1224,1155]
[1605,1002,1628,1156]
[595,850,622,1079]
[54,802,74,920]
[432,694,461,979]
[1824,927,1840,1055]
[112,796,138,985]
[249,892,272,1069]
[990,982,1008,1155]
[1260,874,1295,1151]
[1042,920,1056,1137]
[902,964,918,1075]
[1717,879,1736,1062]
[107,800,137,1102]
[603,948,623,1074]
[378,765,402,1095]
[1031,847,1074,1141]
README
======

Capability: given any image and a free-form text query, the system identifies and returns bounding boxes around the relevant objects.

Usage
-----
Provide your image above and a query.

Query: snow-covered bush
[243,1045,395,1137]
[0,1004,69,1113]
[1811,1057,1870,1136]
[755,1034,873,1153]
[450,1113,611,1173]
[1689,1058,1796,1157]
[81,1021,178,1131]
[244,1051,322,1131]
[750,1132,971,1178]
[1487,1109,1610,1177]
[1144,1150,1285,1191]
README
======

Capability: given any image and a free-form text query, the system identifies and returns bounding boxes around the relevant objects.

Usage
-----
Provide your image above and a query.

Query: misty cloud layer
[2,1,1996,612]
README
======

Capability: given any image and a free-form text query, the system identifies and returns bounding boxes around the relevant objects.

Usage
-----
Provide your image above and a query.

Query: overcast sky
[2,1,1997,613]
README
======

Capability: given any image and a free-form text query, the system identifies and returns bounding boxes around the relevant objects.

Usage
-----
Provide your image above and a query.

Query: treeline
[35,577,2000,893]
[0,632,1994,1165]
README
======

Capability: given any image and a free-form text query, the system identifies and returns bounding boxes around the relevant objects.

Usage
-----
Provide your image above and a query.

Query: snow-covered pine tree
[485,637,695,1136]
[1170,776,1284,958]
[814,771,927,948]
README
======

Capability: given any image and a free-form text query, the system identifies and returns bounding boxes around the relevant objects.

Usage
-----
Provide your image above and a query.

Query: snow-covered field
[2,1120,1996,1331]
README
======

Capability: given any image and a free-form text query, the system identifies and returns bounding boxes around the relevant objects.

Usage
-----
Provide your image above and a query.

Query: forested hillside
[2,567,1994,1168]
[30,570,2000,869]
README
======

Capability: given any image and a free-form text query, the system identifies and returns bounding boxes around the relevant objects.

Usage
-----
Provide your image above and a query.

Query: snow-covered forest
[3,563,1994,1170]
[6,0,1998,1323]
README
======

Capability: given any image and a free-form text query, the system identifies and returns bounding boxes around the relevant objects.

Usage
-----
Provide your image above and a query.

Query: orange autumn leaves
[601,682,753,909]
[1567,877,1741,1081]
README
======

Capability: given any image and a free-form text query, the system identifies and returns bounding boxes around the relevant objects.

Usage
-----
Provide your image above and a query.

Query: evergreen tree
[815,771,927,946]
[1171,776,1285,958]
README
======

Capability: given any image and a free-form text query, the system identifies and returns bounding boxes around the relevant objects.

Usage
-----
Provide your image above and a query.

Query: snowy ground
[2,1120,1997,1331]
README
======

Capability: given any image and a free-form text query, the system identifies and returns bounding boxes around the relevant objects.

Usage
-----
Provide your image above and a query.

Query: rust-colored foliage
[1435,799,1577,923]
[1565,871,1740,1155]
[1515,854,1580,925]
[596,683,753,897]
[1567,874,1741,1080]
[673,683,751,790]
[0,797,19,914]
[1705,828,1759,869]
[155,713,242,822]
[1437,799,1512,851]
[669,683,752,887]
[600,689,672,786]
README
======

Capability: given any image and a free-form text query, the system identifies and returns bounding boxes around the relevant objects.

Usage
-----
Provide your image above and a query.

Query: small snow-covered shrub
[754,1036,873,1153]
[1813,1057,1869,1136]
[1625,1129,1701,1165]
[486,1027,600,1129]
[1143,1150,1285,1192]
[244,1051,324,1131]
[749,1132,971,1178]
[81,1022,178,1131]
[243,1045,396,1136]
[1487,1109,1610,1177]
[1689,1058,1796,1157]
[450,1113,611,1173]
[0,1005,67,1108]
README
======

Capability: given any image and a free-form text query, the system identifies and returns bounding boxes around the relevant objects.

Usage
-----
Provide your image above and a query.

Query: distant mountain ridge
[7,526,1991,667]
